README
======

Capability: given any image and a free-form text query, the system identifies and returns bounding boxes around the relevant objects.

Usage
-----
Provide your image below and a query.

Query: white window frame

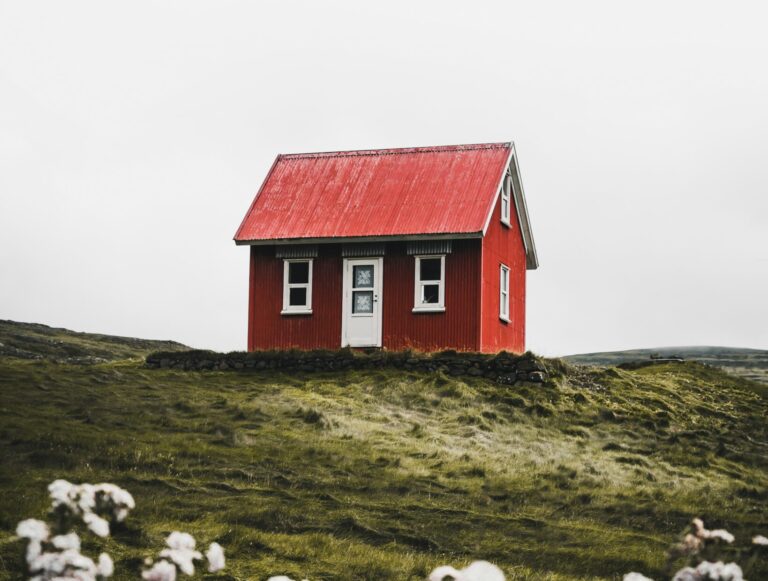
[499,263,510,322]
[500,172,512,227]
[281,259,313,315]
[413,255,446,313]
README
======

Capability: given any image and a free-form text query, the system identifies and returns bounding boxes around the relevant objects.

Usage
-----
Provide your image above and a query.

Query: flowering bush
[16,483,766,581]
[14,480,225,581]
[624,518,768,581]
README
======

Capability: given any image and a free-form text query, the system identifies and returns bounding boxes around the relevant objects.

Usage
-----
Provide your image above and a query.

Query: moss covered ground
[0,347,767,579]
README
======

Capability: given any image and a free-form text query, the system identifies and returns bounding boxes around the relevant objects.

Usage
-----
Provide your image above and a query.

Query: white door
[342,258,383,347]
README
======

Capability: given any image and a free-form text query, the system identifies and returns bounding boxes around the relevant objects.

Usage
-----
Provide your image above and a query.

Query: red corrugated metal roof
[234,142,512,243]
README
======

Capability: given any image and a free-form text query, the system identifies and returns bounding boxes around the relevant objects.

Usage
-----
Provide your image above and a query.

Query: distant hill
[565,346,768,384]
[0,319,188,363]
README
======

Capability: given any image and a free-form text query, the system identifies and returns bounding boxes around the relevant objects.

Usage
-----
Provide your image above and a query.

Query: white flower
[31,550,67,576]
[94,483,135,519]
[159,532,201,575]
[17,519,50,541]
[142,560,177,581]
[205,542,225,573]
[707,529,735,543]
[672,568,697,581]
[718,563,744,581]
[97,553,114,578]
[683,561,744,581]
[429,561,505,581]
[623,574,654,581]
[52,533,82,551]
[165,532,196,551]
[753,534,768,546]
[49,480,74,506]
[76,484,97,514]
[159,549,201,576]
[26,539,43,564]
[30,549,97,580]
[83,513,110,537]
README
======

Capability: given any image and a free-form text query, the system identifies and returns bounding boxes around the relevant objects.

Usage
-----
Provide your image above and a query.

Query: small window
[413,255,445,312]
[282,259,313,314]
[500,172,512,227]
[499,264,510,322]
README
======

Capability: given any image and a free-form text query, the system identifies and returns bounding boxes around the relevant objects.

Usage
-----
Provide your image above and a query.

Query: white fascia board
[479,142,539,270]
[509,142,539,270]
[481,146,515,236]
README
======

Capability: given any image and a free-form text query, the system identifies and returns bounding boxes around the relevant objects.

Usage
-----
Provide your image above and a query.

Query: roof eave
[234,232,484,246]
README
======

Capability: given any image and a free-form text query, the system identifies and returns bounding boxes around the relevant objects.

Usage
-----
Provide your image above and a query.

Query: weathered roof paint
[235,142,538,270]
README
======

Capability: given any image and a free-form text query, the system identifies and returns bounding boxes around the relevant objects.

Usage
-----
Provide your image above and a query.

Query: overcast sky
[1,1,767,356]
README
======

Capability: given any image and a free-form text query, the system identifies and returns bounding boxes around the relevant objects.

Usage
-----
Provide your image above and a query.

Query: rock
[528,371,545,383]
[517,358,539,372]
[468,367,483,376]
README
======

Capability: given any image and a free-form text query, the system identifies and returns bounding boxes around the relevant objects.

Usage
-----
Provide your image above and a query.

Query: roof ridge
[279,142,511,160]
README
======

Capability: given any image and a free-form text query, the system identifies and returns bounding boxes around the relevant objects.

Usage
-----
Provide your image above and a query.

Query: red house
[234,142,538,353]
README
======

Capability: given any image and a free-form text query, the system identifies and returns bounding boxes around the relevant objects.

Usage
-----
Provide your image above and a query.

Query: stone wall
[145,349,550,384]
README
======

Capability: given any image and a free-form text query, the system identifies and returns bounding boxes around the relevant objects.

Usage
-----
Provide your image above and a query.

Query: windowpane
[420,258,441,281]
[289,287,307,307]
[352,291,373,314]
[500,265,509,318]
[288,262,309,284]
[422,284,440,304]
[353,265,374,288]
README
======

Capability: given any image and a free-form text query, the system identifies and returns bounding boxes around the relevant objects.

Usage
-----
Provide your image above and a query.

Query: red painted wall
[480,195,527,353]
[248,245,342,350]
[247,241,482,351]
[382,240,481,352]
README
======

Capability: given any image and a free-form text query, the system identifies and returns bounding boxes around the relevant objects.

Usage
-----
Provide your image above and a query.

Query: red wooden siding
[248,245,343,350]
[480,195,527,353]
[248,241,483,352]
[382,240,481,352]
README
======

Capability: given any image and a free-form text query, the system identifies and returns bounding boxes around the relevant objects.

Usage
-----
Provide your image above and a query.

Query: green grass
[0,352,767,580]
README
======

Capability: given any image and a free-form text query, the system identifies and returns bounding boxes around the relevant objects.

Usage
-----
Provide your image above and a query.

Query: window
[500,172,512,227]
[499,264,510,322]
[413,255,445,312]
[282,259,313,314]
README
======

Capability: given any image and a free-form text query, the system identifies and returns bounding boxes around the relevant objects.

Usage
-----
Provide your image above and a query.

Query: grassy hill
[565,346,768,385]
[1,322,767,580]
[0,319,188,363]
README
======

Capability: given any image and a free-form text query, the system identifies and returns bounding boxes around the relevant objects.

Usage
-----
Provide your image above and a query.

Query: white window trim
[500,172,512,227]
[413,255,446,313]
[281,259,313,315]
[499,263,510,322]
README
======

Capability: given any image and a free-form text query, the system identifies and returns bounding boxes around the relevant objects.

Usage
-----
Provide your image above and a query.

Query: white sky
[1,1,767,356]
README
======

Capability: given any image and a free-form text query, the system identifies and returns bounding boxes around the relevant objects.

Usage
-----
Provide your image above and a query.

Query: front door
[342,258,383,347]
